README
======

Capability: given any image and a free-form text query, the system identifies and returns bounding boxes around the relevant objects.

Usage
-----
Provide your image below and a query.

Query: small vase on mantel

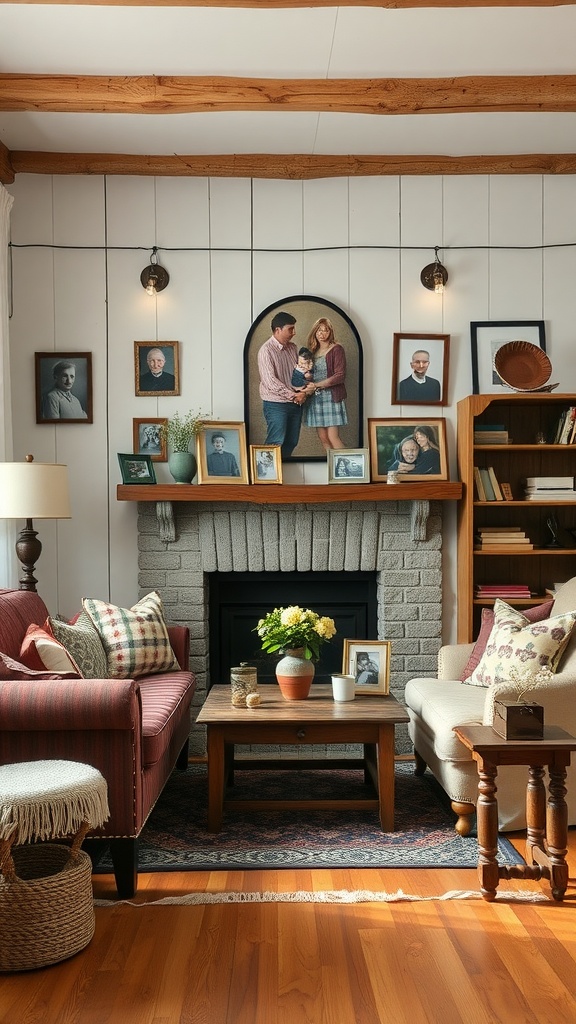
[275,648,315,701]
[168,451,197,485]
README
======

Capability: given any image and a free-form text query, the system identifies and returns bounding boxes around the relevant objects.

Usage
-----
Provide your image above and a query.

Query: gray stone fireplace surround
[136,498,443,757]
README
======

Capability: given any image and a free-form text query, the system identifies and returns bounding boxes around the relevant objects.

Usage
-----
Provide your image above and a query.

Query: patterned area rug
[93,762,522,872]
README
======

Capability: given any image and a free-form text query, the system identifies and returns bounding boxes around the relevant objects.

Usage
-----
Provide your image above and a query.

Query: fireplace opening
[208,570,378,687]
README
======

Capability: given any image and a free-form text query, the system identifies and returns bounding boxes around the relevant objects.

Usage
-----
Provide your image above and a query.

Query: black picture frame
[470,320,546,394]
[117,453,157,484]
[35,352,93,424]
[391,332,449,406]
[243,295,363,462]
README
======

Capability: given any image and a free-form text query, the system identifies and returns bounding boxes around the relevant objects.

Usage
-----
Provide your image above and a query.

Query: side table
[454,725,576,902]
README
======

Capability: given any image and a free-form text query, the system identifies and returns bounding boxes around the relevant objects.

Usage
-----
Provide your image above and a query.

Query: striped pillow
[82,591,179,679]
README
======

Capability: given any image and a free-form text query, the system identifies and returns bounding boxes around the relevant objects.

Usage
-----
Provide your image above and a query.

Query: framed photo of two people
[368,418,448,482]
[244,295,363,462]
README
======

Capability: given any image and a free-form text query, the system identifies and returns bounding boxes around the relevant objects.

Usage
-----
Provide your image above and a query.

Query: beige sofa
[405,577,576,834]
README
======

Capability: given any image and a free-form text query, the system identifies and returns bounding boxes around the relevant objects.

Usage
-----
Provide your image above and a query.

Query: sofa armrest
[0,677,139,731]
[483,665,576,728]
[438,643,475,681]
[167,625,189,671]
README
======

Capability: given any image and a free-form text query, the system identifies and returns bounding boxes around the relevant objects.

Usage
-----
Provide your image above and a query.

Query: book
[477,525,523,532]
[525,476,574,489]
[479,467,496,501]
[487,466,504,501]
[525,491,576,500]
[559,407,576,444]
[475,545,534,552]
[473,466,486,501]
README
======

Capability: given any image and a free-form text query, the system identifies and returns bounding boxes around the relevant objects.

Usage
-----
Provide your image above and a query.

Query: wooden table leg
[546,766,569,901]
[475,757,500,902]
[525,763,546,867]
[206,726,225,833]
[377,724,395,831]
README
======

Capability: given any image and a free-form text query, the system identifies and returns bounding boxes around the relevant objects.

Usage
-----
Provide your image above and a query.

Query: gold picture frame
[197,421,249,484]
[342,640,391,695]
[249,445,282,484]
[368,418,448,483]
[134,341,180,396]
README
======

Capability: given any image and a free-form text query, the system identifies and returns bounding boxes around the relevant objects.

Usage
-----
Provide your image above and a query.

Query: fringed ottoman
[0,759,109,971]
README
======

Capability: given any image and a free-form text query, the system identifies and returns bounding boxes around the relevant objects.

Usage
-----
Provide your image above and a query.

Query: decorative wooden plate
[494,341,552,391]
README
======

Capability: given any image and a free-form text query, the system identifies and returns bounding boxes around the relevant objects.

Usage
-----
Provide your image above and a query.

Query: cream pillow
[82,591,179,679]
[469,598,576,691]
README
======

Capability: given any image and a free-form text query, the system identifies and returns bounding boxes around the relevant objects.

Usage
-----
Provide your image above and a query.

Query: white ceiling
[1,4,576,160]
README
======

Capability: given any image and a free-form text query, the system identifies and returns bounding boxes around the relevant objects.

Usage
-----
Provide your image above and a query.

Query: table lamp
[0,454,71,591]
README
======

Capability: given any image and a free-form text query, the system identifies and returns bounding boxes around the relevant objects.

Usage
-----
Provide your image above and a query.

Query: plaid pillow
[49,611,109,679]
[82,591,179,679]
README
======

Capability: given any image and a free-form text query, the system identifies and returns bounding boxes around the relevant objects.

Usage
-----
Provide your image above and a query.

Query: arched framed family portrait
[243,295,363,462]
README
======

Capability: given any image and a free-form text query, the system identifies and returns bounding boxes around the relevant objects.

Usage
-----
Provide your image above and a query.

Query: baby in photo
[291,348,315,389]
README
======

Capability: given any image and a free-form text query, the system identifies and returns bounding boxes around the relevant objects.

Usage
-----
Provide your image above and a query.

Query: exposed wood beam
[2,75,576,115]
[9,152,576,180]
[1,0,573,6]
[0,140,14,184]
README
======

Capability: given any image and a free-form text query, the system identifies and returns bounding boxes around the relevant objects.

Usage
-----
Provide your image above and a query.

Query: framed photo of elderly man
[134,341,180,396]
[391,332,449,406]
[243,295,363,463]
[197,421,249,484]
[35,352,92,424]
[368,418,448,482]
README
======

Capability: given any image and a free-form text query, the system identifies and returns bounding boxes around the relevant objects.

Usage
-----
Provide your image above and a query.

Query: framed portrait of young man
[197,421,249,484]
[35,352,93,424]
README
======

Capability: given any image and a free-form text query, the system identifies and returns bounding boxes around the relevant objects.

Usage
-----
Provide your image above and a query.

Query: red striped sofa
[0,588,196,898]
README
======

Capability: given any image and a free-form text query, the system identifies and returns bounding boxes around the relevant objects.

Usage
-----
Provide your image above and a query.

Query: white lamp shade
[0,461,71,520]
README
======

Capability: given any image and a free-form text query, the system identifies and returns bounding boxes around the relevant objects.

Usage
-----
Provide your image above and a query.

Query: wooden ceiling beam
[9,151,576,179]
[1,0,573,7]
[0,140,14,184]
[2,74,576,115]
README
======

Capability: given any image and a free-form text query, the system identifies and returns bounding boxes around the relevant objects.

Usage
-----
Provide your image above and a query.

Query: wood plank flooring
[1,832,575,1024]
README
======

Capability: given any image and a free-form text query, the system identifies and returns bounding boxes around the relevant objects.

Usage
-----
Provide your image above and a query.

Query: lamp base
[15,519,42,592]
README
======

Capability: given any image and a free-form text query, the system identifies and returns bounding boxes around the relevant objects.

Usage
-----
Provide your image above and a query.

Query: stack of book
[524,476,576,500]
[474,526,533,551]
[475,583,532,600]
[473,466,508,501]
[552,407,576,444]
[473,424,509,445]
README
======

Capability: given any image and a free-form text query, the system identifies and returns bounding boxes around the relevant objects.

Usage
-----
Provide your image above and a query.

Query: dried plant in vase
[160,410,206,483]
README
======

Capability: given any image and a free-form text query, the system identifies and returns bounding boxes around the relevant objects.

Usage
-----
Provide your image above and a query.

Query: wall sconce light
[140,247,169,296]
[420,247,448,294]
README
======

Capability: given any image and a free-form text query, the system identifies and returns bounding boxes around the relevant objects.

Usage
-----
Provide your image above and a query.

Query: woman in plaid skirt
[303,318,348,452]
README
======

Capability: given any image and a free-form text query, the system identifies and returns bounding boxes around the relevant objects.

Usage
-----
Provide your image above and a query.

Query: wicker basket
[0,844,95,971]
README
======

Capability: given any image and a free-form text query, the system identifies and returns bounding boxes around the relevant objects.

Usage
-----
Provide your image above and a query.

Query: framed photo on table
[132,418,167,462]
[391,333,449,406]
[35,352,93,424]
[327,448,370,483]
[134,341,180,396]
[197,421,249,484]
[249,445,282,484]
[342,640,391,695]
[368,418,448,482]
[117,453,157,485]
[470,321,546,394]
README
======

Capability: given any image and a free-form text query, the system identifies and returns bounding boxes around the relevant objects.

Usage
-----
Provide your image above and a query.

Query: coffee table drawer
[219,723,380,745]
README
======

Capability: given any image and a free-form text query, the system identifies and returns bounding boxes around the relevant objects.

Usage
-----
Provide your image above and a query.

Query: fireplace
[135,497,444,756]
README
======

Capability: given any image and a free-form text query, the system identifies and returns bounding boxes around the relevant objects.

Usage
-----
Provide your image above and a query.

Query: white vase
[275,648,315,700]
[168,451,197,484]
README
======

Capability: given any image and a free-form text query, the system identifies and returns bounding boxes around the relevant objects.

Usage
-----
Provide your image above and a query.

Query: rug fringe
[95,888,551,907]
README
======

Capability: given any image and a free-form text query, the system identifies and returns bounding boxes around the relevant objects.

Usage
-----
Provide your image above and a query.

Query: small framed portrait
[327,448,370,484]
[391,333,449,406]
[368,418,448,482]
[250,445,282,484]
[470,321,546,394]
[117,453,157,485]
[35,352,93,424]
[133,417,167,462]
[197,421,249,484]
[243,294,363,463]
[342,640,391,696]
[134,341,180,396]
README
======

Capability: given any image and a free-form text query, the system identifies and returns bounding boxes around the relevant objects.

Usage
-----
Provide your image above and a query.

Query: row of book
[552,407,576,445]
[473,423,509,445]
[474,526,533,551]
[475,583,532,599]
[524,476,576,501]
[473,466,512,502]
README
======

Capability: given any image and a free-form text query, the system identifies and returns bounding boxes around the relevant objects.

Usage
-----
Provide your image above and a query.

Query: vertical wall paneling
[543,176,576,393]
[488,176,544,317]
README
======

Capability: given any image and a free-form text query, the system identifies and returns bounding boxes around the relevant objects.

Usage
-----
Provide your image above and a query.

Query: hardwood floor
[2,833,575,1024]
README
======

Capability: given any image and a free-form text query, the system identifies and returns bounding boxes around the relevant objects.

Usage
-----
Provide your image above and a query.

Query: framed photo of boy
[391,333,449,406]
[470,320,546,394]
[249,445,282,484]
[132,417,167,462]
[134,341,180,396]
[197,421,249,484]
[243,295,363,463]
[368,418,448,482]
[327,448,370,484]
[342,639,391,696]
[35,352,92,424]
[117,453,157,485]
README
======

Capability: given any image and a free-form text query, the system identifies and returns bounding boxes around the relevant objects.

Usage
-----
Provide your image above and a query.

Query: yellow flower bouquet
[255,605,337,661]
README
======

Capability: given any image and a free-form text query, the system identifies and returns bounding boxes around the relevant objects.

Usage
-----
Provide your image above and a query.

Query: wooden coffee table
[197,684,409,832]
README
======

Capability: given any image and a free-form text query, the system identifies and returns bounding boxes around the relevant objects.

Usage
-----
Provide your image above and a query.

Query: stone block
[404,550,442,569]
[139,552,181,570]
[405,620,442,638]
[138,571,166,588]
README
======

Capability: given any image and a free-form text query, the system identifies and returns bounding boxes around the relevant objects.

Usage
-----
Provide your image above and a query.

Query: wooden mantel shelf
[117,481,462,504]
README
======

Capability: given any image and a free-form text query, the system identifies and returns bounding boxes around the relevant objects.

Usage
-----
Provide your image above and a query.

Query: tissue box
[493,700,544,740]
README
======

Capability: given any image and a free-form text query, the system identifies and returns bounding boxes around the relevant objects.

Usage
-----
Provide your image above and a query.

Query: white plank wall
[6,172,576,639]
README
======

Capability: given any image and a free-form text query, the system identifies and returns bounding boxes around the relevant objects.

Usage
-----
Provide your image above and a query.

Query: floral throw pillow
[82,591,179,679]
[48,611,109,679]
[468,598,576,691]
[461,600,554,685]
